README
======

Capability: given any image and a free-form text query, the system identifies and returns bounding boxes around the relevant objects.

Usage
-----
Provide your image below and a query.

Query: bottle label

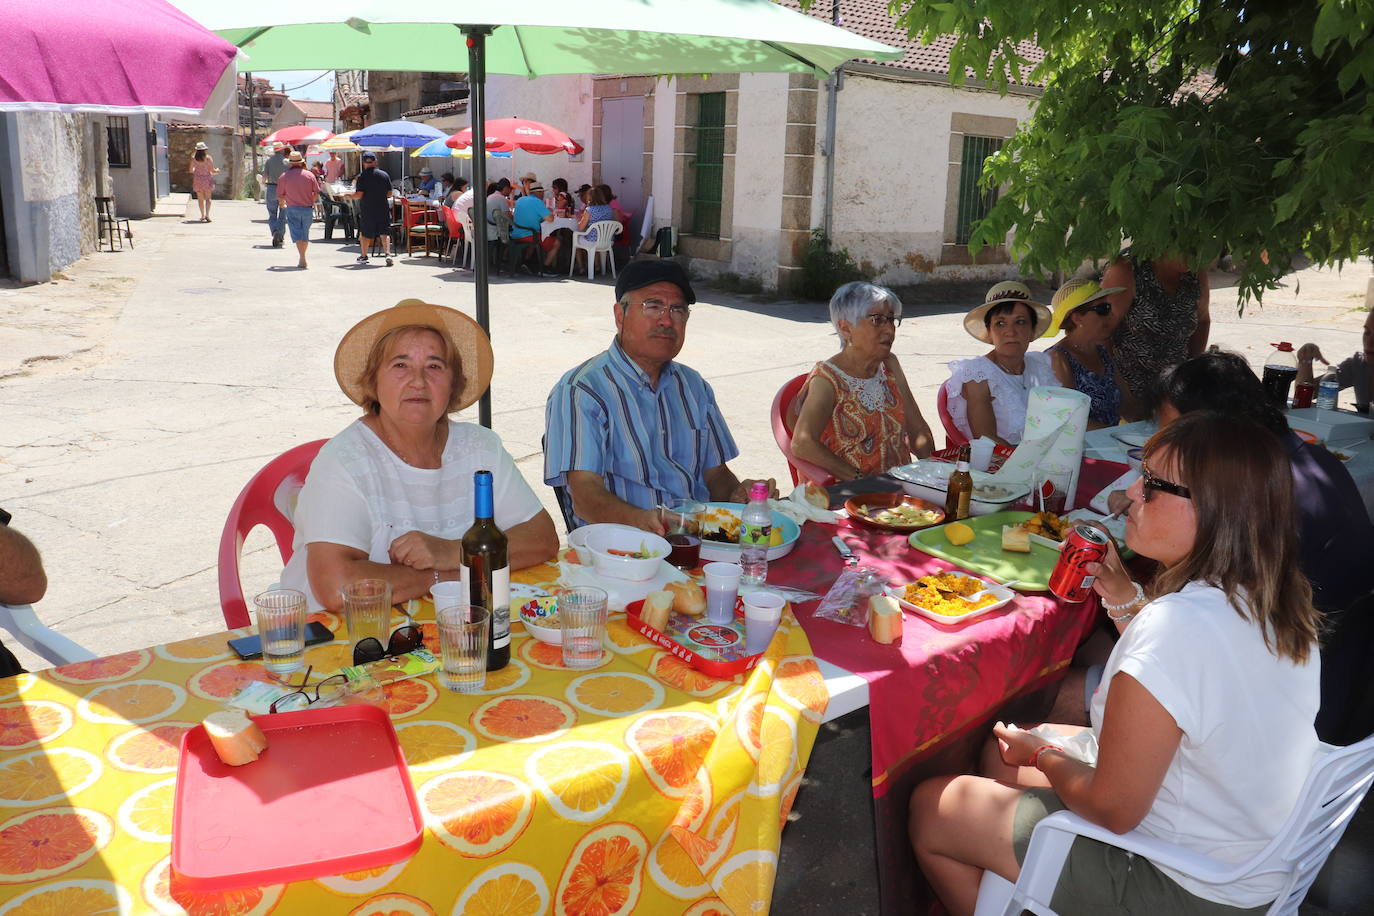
[460,564,511,648]
[740,522,771,547]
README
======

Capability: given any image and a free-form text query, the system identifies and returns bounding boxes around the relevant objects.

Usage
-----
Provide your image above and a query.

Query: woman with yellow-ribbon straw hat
[1045,278,1139,428]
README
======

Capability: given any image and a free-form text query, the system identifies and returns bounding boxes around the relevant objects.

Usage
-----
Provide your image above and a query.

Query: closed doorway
[600,96,645,228]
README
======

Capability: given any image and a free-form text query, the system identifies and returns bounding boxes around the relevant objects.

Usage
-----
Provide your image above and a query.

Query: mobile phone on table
[228,621,335,660]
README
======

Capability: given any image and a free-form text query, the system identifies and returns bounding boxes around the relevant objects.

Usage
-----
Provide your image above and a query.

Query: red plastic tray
[625,597,764,679]
[172,704,423,891]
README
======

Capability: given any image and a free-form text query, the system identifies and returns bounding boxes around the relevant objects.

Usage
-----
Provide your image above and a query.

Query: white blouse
[943,352,1056,444]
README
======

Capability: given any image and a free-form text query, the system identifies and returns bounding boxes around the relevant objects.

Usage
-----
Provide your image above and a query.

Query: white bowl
[569,523,639,565]
[518,597,562,645]
[583,526,671,581]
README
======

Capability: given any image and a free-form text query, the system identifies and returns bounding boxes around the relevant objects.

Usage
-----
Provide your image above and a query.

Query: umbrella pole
[465,25,493,429]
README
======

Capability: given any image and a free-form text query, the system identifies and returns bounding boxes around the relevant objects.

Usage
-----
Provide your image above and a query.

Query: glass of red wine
[661,500,705,569]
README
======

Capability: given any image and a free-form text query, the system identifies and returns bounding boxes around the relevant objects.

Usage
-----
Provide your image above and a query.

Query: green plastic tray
[907,511,1059,591]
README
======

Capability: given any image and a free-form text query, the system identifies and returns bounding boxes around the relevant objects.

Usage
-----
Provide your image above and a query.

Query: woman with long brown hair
[909,411,1321,915]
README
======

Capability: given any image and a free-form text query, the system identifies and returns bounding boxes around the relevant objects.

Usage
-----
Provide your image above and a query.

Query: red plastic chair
[441,205,464,264]
[936,383,969,449]
[770,374,837,486]
[217,439,327,629]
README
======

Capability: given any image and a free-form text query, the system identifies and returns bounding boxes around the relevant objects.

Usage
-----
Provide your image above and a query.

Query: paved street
[2,197,1371,667]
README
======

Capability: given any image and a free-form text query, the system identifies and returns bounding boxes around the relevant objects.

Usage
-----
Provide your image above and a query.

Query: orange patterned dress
[805,360,909,475]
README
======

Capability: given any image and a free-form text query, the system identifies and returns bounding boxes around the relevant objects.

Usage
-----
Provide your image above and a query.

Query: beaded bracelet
[1029,744,1061,769]
[1102,581,1145,621]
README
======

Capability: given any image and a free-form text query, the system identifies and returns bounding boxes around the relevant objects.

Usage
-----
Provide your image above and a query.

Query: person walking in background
[277,151,321,269]
[347,152,396,267]
[259,143,290,248]
[322,150,345,183]
[188,141,219,223]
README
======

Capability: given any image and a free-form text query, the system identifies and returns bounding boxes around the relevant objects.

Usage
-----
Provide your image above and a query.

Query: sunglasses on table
[1140,461,1191,500]
[269,665,350,714]
[352,624,427,667]
[1074,302,1113,318]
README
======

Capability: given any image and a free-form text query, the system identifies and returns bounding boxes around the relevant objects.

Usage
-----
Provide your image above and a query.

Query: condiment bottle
[945,445,974,521]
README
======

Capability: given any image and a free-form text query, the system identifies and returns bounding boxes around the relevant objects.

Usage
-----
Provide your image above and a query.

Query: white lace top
[942,352,1056,444]
[280,419,545,610]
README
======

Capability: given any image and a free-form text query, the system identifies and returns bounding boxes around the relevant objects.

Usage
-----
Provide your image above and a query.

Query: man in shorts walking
[348,152,395,266]
[277,151,321,269]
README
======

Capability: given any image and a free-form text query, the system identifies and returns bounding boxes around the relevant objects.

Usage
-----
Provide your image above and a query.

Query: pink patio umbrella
[0,0,238,114]
[260,125,335,146]
[446,118,583,156]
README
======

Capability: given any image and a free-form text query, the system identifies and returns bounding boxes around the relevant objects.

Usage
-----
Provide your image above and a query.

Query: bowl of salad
[583,526,672,581]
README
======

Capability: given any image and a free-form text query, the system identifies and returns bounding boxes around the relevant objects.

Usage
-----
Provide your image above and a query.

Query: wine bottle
[945,445,973,521]
[461,470,510,671]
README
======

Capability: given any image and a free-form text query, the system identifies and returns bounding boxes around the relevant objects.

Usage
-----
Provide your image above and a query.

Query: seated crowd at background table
[3,244,1372,914]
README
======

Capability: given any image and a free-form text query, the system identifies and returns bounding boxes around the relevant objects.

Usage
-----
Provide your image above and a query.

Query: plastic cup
[342,579,391,649]
[703,562,744,625]
[968,437,996,473]
[253,588,307,675]
[430,580,466,613]
[661,500,705,569]
[559,587,609,669]
[436,604,490,693]
[742,591,786,654]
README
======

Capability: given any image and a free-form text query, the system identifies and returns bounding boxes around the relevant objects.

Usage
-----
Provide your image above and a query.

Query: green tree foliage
[887,0,1374,307]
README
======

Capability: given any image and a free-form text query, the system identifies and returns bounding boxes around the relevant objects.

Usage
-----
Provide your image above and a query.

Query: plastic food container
[583,527,671,581]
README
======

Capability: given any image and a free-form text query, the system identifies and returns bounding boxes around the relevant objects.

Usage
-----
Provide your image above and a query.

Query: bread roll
[641,590,673,631]
[802,483,830,508]
[203,709,268,766]
[868,595,903,645]
[666,580,707,616]
[1001,525,1031,554]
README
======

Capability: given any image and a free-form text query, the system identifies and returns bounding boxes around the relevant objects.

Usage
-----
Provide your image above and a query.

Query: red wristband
[1028,744,1061,769]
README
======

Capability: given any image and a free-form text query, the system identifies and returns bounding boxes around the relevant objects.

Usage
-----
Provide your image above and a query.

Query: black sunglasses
[352,624,426,667]
[1075,302,1113,317]
[269,665,351,714]
[1141,461,1191,500]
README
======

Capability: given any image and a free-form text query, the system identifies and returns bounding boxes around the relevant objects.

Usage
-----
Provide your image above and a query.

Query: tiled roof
[776,0,1043,85]
[401,99,469,119]
[286,98,335,118]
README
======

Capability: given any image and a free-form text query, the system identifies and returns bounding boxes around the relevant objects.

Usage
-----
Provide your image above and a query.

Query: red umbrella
[446,118,583,156]
[260,125,335,146]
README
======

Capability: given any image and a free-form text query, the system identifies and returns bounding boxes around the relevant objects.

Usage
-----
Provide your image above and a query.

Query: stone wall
[0,111,102,281]
[168,126,243,198]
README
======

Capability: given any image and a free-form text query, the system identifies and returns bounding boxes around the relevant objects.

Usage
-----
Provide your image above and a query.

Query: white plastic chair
[570,220,622,280]
[974,734,1374,916]
[456,210,475,269]
[0,604,96,667]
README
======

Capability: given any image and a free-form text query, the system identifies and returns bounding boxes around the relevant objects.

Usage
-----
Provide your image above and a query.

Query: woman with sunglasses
[790,282,934,480]
[1044,278,1140,428]
[909,412,1321,916]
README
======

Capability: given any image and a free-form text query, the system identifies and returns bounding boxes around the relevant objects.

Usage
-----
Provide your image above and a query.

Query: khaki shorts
[1012,788,1270,916]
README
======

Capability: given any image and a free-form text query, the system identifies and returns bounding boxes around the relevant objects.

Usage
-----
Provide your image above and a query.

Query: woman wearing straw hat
[1045,278,1139,428]
[187,141,219,223]
[281,300,559,611]
[942,282,1056,445]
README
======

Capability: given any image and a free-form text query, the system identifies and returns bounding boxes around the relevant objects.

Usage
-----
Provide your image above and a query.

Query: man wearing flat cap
[258,143,291,248]
[544,260,776,533]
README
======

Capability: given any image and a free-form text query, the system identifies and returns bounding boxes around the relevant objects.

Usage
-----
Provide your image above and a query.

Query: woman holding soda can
[909,411,1321,916]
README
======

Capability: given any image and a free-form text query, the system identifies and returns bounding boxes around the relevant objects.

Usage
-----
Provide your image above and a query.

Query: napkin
[992,386,1091,510]
[769,485,837,526]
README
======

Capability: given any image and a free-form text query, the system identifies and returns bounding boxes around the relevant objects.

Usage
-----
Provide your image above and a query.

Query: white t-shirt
[943,351,1056,444]
[281,419,545,610]
[1090,581,1320,908]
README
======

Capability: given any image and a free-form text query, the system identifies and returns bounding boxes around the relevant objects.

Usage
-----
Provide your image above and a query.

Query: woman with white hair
[790,282,934,480]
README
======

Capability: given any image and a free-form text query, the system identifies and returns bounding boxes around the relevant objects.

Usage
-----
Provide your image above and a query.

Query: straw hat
[334,299,494,412]
[286,151,305,164]
[1045,278,1125,336]
[962,281,1052,343]
[194,141,208,151]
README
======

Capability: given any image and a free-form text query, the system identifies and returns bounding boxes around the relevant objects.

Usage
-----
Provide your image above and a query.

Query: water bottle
[738,482,772,586]
[1316,367,1340,410]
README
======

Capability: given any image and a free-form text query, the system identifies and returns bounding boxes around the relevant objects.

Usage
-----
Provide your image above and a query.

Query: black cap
[361,152,377,161]
[574,183,592,193]
[614,259,696,305]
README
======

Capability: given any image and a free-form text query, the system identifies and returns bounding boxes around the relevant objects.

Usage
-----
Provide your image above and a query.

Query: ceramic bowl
[518,596,562,645]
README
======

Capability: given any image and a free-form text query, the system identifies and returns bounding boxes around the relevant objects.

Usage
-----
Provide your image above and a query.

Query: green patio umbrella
[171,0,901,426]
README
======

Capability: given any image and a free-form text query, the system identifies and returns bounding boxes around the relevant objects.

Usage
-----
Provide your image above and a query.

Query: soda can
[1049,524,1109,603]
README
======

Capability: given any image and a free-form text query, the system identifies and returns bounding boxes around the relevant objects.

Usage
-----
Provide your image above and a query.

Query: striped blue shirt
[544,338,738,526]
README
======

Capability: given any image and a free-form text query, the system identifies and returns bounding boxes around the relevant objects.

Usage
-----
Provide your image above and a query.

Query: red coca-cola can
[1049,524,1109,603]
[1293,380,1315,409]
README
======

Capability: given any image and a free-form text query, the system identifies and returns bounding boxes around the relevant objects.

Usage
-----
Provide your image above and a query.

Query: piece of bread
[641,591,673,631]
[868,595,903,645]
[802,483,830,509]
[666,580,707,616]
[203,709,268,766]
[1001,525,1031,553]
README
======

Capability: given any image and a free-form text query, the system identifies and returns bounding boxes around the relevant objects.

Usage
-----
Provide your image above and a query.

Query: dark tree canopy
[886,0,1374,307]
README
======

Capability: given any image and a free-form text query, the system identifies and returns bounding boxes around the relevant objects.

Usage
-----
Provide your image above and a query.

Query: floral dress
[1112,259,1201,402]
[1049,343,1122,426]
[804,360,908,475]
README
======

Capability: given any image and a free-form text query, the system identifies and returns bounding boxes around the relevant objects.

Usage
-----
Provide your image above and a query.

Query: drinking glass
[742,591,786,654]
[702,562,744,624]
[436,604,490,693]
[559,587,609,669]
[342,579,391,649]
[253,588,308,675]
[661,499,705,569]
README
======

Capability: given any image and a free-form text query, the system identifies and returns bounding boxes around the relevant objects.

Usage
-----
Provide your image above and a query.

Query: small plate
[887,462,1027,504]
[885,575,1013,625]
[844,493,946,532]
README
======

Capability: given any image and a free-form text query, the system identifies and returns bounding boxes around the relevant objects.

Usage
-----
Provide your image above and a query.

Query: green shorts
[1012,788,1270,916]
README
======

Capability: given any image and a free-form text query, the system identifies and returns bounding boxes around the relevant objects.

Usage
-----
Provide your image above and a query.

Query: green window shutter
[956,135,1003,245]
[690,92,726,238]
